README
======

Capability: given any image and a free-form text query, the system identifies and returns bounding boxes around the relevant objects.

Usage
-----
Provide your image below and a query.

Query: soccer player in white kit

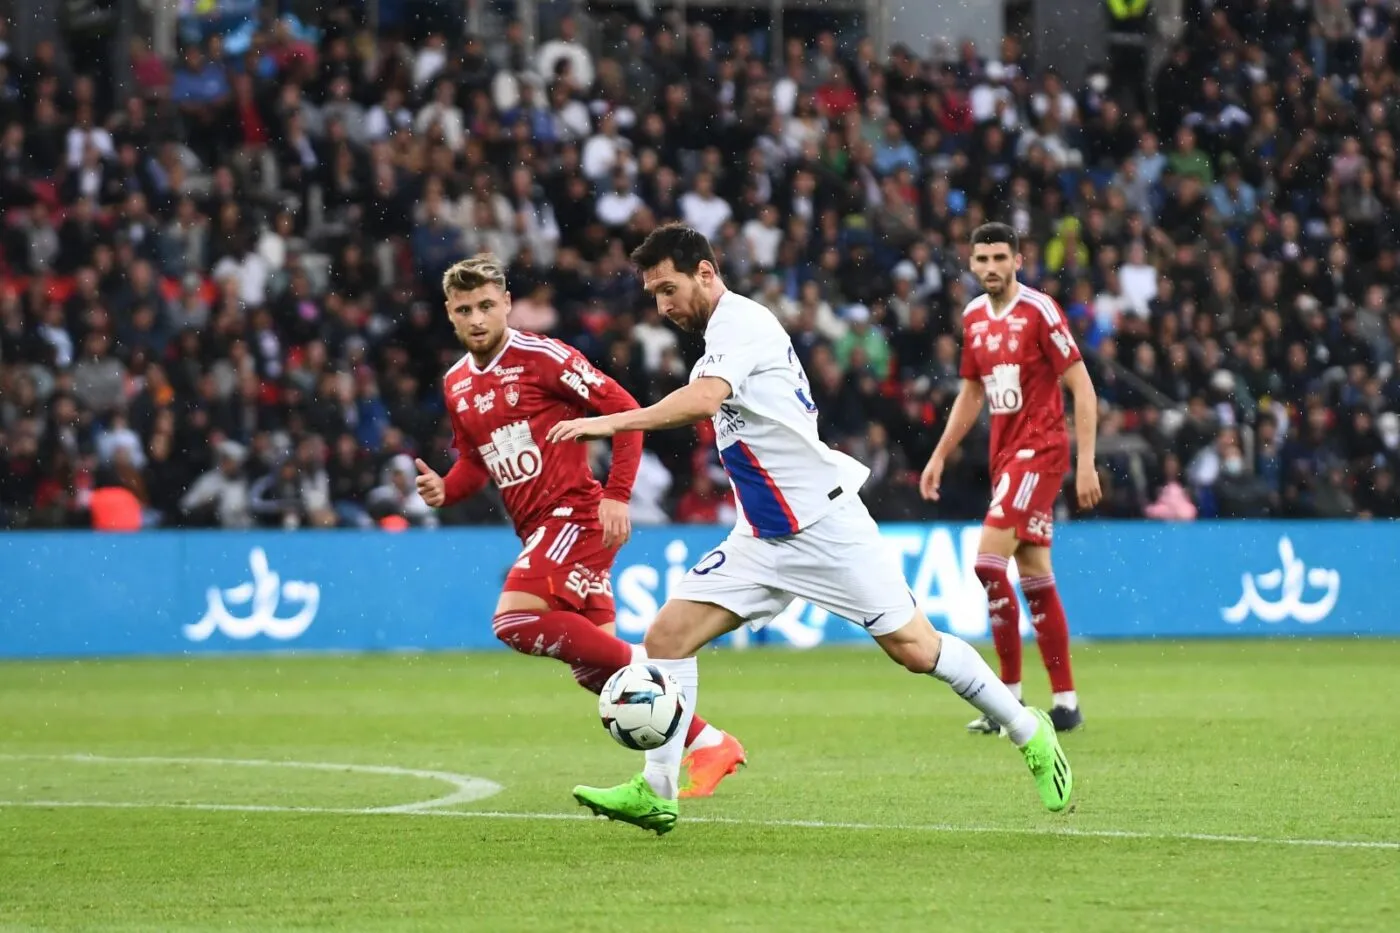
[548,224,1072,835]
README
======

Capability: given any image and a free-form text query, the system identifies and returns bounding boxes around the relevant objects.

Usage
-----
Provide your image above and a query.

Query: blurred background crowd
[2,0,1400,532]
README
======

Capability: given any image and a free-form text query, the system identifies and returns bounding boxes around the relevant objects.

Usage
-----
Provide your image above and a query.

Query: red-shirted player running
[920,224,1102,734]
[414,254,745,796]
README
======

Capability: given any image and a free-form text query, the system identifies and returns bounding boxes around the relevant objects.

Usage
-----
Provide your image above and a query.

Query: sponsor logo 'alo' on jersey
[479,421,543,488]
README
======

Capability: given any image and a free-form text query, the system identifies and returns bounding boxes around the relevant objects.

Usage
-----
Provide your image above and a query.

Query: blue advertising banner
[0,521,1392,659]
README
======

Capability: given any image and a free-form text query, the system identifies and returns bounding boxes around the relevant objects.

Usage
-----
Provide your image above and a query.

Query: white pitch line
[1,798,1396,852]
[0,753,502,811]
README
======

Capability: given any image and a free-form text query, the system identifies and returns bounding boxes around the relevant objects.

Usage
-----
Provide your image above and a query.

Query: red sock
[569,663,713,746]
[1021,574,1075,693]
[492,610,633,670]
[684,714,711,747]
[974,554,1023,686]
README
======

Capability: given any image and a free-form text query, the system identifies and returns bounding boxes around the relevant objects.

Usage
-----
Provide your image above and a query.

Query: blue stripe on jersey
[719,442,800,538]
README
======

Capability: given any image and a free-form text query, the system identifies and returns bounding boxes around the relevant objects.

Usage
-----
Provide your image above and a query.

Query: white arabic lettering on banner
[1221,536,1340,624]
[183,548,320,642]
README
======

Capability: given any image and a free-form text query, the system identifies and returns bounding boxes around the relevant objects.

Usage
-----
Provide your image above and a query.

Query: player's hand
[1076,463,1102,511]
[919,453,946,501]
[415,458,446,508]
[598,497,632,549]
[547,416,616,443]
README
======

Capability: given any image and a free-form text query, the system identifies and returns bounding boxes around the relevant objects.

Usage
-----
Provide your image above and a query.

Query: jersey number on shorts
[514,523,582,570]
[988,473,1012,519]
[989,472,1041,520]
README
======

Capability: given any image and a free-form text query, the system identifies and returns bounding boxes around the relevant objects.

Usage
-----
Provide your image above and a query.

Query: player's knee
[492,610,542,655]
[643,606,693,659]
[887,638,939,674]
[1015,552,1053,579]
[642,623,686,660]
[974,553,1012,590]
[877,616,942,674]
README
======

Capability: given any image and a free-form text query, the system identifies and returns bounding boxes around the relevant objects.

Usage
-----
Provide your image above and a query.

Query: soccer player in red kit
[920,224,1102,734]
[414,254,746,796]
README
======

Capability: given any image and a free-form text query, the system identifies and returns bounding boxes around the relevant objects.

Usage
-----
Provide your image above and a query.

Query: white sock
[931,633,1039,746]
[641,657,697,800]
[1053,690,1078,710]
[686,723,723,753]
[630,643,649,665]
[1006,681,1022,701]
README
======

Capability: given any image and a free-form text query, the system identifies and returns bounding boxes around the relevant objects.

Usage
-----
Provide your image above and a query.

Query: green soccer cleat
[1019,708,1073,812]
[573,773,679,836]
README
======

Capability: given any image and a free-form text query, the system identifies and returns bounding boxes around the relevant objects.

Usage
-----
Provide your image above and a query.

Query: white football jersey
[692,291,870,538]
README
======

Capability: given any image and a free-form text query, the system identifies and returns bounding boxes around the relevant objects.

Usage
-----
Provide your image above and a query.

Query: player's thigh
[780,501,919,638]
[646,599,746,659]
[495,589,552,615]
[872,609,944,674]
[665,535,792,654]
[977,523,1019,559]
[984,466,1057,553]
[503,518,618,615]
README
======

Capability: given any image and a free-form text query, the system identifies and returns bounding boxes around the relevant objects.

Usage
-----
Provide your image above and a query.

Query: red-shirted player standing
[920,224,1102,734]
[414,255,746,796]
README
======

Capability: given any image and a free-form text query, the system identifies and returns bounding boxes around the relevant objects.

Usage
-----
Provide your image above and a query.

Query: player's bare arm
[1062,361,1102,509]
[548,377,732,442]
[921,379,986,501]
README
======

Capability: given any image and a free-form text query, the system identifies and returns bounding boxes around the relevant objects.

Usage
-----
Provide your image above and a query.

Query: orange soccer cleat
[679,732,747,799]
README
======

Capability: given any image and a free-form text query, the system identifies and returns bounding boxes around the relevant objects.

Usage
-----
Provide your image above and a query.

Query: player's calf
[570,664,612,693]
[491,609,636,670]
[974,552,1024,695]
[1019,572,1080,716]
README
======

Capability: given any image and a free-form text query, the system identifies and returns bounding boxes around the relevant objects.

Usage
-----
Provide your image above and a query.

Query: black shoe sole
[1049,707,1084,733]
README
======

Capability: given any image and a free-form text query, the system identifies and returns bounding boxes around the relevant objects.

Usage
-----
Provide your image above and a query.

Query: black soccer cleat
[965,713,1006,735]
[1049,705,1083,733]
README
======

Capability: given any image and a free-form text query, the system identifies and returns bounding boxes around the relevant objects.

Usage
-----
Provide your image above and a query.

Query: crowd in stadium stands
[2,3,1400,533]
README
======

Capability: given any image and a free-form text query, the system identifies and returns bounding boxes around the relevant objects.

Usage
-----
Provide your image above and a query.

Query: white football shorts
[669,497,917,637]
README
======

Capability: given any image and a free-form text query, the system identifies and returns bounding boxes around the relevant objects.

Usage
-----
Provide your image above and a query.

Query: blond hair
[442,254,507,297]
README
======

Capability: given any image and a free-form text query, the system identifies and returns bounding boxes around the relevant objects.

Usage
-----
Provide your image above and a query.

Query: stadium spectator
[1,4,1398,533]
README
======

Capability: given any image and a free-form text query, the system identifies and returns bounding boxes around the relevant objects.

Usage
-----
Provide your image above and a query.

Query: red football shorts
[984,464,1062,547]
[504,517,618,619]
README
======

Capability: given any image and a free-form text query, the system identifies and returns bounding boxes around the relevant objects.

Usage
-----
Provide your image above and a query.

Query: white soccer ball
[598,663,688,751]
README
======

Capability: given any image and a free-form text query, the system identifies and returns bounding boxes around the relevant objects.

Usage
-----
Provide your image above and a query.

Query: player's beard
[458,326,505,358]
[676,288,711,333]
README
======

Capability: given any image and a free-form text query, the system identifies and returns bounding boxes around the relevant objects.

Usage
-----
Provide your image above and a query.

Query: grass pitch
[1,641,1397,932]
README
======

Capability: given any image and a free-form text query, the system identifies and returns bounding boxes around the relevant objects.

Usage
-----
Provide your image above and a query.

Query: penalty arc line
[0,753,503,812]
[0,798,1395,852]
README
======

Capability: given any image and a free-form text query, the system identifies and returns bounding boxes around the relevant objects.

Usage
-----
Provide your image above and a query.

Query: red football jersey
[958,285,1081,476]
[439,329,641,538]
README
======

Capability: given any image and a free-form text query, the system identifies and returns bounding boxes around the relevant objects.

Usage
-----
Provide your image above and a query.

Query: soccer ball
[598,664,687,750]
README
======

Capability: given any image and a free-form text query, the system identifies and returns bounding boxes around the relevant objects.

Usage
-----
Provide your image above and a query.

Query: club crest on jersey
[505,384,520,406]
[1008,337,1019,352]
[474,390,497,414]
[987,333,1004,352]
